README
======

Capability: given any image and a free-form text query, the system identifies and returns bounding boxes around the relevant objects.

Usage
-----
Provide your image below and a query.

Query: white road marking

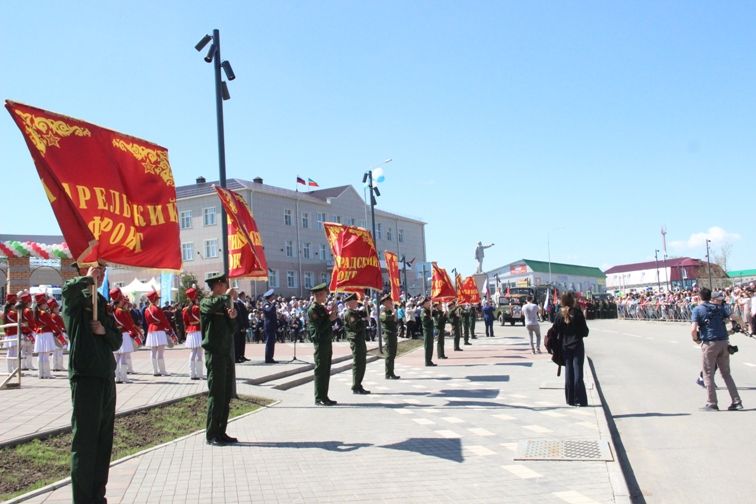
[744,362,756,368]
[553,490,600,504]
[434,430,461,438]
[523,425,553,433]
[424,408,440,414]
[403,399,422,405]
[493,413,515,421]
[502,464,542,479]
[510,393,528,399]
[468,427,495,436]
[575,421,596,429]
[540,411,566,418]
[466,445,496,456]
[442,416,465,424]
[395,410,413,415]
[412,384,428,389]
[379,399,397,405]
[500,442,518,451]
[413,418,435,426]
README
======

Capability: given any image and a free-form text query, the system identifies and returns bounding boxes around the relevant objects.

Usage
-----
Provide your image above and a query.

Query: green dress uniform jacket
[433,308,448,358]
[421,307,435,365]
[200,295,235,442]
[344,307,368,390]
[307,302,333,402]
[380,308,399,378]
[62,276,122,504]
[462,307,471,343]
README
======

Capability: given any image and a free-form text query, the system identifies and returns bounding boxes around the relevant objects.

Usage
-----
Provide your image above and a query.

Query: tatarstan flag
[214,186,268,279]
[324,222,382,292]
[431,263,456,302]
[5,101,181,269]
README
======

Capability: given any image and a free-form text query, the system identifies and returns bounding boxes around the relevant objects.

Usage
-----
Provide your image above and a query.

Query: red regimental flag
[5,101,181,269]
[455,273,464,304]
[214,186,268,279]
[324,222,382,292]
[431,263,456,302]
[384,251,401,303]
[460,276,482,304]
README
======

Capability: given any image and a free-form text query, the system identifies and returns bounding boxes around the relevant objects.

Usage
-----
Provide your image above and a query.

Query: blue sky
[2,1,754,275]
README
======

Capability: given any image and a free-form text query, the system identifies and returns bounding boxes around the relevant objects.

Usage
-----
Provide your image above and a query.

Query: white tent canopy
[120,277,161,300]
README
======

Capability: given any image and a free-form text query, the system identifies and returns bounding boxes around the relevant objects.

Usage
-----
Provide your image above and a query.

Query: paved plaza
[8,323,629,504]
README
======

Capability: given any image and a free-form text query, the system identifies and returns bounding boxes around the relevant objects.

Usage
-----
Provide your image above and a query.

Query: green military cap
[205,272,228,287]
[343,292,358,302]
[380,293,392,304]
[310,282,328,293]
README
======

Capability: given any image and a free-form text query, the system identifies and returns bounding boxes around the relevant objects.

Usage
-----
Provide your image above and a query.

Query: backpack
[544,319,564,375]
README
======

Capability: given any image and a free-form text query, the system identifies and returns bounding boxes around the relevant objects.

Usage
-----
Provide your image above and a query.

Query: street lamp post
[195,29,236,276]
[705,239,713,289]
[363,159,391,353]
[654,249,661,291]
[401,255,409,297]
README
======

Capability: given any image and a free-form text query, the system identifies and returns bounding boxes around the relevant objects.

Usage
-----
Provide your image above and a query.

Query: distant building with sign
[485,259,606,294]
[727,268,756,286]
[604,257,728,291]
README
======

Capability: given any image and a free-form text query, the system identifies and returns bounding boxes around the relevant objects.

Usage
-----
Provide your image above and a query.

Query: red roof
[604,257,699,274]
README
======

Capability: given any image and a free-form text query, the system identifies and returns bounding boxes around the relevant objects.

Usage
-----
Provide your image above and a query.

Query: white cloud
[669,226,741,252]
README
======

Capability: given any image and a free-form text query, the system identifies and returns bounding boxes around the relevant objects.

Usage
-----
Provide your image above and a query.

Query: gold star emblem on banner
[42,130,61,148]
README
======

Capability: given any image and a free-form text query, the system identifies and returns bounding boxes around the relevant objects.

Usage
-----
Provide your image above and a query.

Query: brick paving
[16,325,628,503]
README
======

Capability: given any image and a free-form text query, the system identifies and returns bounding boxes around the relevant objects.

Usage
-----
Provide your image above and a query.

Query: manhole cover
[514,440,613,461]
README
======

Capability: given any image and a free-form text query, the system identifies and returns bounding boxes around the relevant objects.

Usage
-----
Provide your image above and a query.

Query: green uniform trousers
[206,352,233,441]
[470,317,476,336]
[385,332,398,377]
[350,337,367,390]
[463,319,470,343]
[70,376,116,504]
[454,325,462,350]
[436,329,446,358]
[313,337,332,401]
[424,331,434,364]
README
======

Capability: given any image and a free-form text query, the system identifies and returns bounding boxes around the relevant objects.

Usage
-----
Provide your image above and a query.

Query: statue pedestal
[471,273,488,299]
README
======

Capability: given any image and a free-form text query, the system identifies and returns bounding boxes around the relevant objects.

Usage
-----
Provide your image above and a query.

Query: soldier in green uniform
[462,303,472,345]
[63,264,122,504]
[469,304,478,339]
[420,297,437,366]
[344,293,371,394]
[449,301,463,351]
[308,283,338,405]
[380,293,401,379]
[200,273,239,446]
[433,302,448,359]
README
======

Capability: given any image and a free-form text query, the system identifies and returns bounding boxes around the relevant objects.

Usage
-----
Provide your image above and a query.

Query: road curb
[588,355,643,504]
[3,399,280,504]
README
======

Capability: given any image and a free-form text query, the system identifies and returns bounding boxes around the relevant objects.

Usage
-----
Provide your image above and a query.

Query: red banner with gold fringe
[214,186,268,279]
[324,223,382,292]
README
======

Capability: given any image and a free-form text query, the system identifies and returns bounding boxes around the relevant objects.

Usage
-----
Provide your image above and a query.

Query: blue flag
[98,268,110,301]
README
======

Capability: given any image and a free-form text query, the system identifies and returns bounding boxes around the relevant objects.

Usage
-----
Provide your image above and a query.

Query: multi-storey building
[109,176,427,298]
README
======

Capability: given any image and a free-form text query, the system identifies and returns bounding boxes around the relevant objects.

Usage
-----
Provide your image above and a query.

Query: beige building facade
[109,177,427,298]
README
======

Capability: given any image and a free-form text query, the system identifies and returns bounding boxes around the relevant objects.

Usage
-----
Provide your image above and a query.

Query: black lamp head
[195,34,212,52]
[204,43,217,63]
[221,60,236,81]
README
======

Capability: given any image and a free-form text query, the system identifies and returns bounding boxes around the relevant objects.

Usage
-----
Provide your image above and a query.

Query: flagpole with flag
[294,177,303,296]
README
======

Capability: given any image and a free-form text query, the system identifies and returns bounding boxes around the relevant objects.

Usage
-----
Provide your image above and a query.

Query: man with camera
[691,288,743,411]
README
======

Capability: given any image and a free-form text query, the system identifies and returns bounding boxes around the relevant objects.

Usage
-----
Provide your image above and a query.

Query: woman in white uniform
[182,287,204,380]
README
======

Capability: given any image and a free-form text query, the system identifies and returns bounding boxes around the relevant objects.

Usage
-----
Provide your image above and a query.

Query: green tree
[177,273,203,305]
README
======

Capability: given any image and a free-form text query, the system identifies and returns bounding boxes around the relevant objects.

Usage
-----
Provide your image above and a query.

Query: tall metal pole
[368,170,383,353]
[401,255,409,297]
[654,249,661,291]
[294,191,303,297]
[547,233,552,284]
[212,29,230,276]
[705,239,713,289]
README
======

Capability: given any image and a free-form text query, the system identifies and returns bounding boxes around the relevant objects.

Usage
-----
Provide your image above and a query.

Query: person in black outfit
[233,291,249,363]
[553,292,589,406]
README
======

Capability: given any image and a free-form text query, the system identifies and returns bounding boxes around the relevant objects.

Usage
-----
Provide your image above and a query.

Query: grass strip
[0,394,270,501]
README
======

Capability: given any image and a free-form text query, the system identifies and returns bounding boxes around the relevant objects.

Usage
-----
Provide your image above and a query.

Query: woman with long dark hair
[554,292,589,406]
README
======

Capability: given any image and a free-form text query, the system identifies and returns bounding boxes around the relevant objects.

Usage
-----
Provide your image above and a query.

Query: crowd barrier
[616,302,751,325]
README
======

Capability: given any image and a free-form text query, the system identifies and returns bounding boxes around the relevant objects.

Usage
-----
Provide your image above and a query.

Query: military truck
[493,287,531,325]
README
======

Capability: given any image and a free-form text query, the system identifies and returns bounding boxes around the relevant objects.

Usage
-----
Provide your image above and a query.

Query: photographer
[690,288,743,411]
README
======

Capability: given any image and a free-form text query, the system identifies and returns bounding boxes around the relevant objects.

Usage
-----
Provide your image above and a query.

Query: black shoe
[464,342,472,346]
[265,359,278,364]
[391,375,401,379]
[206,437,227,446]
[425,362,437,367]
[241,357,250,362]
[325,398,338,405]
[315,399,328,406]
[220,434,238,444]
[471,336,478,339]
[153,373,161,377]
[191,376,200,381]
[439,356,448,359]
[728,401,744,411]
[454,347,463,351]
[353,388,371,395]
[700,404,719,412]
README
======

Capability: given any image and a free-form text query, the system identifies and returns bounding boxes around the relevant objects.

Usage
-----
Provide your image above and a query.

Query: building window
[359,219,366,228]
[320,244,327,260]
[181,243,194,262]
[284,209,292,226]
[286,271,297,289]
[321,272,329,284]
[180,210,192,230]
[205,271,221,279]
[398,229,404,243]
[317,212,326,224]
[377,223,382,240]
[268,270,279,288]
[204,239,219,258]
[350,217,356,226]
[387,227,393,241]
[203,207,216,226]
[303,242,311,259]
[304,271,314,289]
[302,212,309,229]
[285,240,293,258]
[232,279,240,289]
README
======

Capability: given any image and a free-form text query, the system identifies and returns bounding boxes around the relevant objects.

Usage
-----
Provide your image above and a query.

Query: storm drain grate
[514,440,613,461]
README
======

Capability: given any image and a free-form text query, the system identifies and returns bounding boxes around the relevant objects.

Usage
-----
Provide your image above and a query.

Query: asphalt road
[587,319,756,504]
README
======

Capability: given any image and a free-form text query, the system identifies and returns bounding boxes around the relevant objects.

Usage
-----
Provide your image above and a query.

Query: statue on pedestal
[475,242,494,274]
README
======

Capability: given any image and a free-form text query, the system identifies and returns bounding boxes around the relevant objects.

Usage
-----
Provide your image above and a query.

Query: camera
[728,344,738,355]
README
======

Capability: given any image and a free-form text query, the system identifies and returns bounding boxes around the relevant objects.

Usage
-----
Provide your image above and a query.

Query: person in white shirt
[522,295,541,354]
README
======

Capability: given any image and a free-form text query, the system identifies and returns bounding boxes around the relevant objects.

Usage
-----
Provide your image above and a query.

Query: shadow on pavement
[381,437,463,463]
[494,362,534,367]
[613,412,691,419]
[236,441,372,452]
[431,389,500,399]
[465,375,510,382]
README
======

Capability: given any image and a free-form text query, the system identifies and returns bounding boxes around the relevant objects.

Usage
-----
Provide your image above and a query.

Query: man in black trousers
[232,290,249,363]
